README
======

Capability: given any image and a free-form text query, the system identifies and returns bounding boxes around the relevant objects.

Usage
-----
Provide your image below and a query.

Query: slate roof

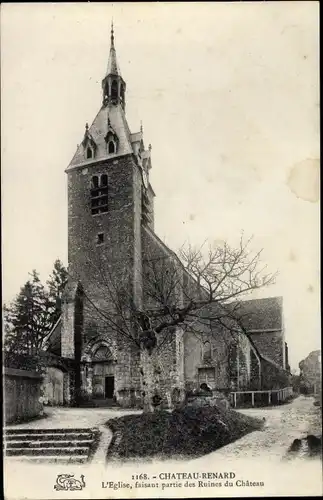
[130,132,143,144]
[233,296,283,331]
[43,317,61,356]
[66,105,152,173]
[67,104,134,170]
[105,26,122,76]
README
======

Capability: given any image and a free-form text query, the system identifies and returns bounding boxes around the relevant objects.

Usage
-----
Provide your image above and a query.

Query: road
[206,394,321,461]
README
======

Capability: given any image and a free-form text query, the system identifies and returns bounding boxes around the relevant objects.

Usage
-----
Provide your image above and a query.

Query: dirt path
[5,407,142,429]
[203,395,321,461]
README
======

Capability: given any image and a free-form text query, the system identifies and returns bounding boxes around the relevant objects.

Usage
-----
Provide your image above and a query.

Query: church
[43,26,291,408]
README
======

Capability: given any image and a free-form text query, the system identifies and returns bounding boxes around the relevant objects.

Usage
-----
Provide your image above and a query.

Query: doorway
[43,367,64,405]
[198,367,215,389]
[105,376,114,399]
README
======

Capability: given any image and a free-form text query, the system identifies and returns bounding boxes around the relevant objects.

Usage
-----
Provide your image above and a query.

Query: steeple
[106,21,120,76]
[67,25,153,179]
[102,22,126,109]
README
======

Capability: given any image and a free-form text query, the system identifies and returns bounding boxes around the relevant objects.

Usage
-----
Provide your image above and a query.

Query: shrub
[107,404,263,460]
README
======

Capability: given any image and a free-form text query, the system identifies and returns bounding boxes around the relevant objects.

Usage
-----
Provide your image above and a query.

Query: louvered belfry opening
[91,174,108,215]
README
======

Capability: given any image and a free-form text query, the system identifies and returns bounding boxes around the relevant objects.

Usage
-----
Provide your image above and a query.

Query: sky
[1,2,320,370]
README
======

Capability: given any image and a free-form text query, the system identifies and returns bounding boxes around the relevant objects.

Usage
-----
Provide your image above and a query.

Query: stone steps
[7,440,93,448]
[6,433,93,441]
[6,447,89,456]
[4,428,98,464]
[5,428,93,434]
[5,455,89,463]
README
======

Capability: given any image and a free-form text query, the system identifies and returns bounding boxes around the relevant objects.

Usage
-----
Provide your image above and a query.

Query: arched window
[91,176,99,189]
[101,174,108,187]
[111,80,118,101]
[86,147,93,159]
[108,141,115,154]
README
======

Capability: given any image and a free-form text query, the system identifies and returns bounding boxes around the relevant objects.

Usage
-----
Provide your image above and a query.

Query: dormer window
[108,141,116,154]
[82,125,96,160]
[105,127,119,155]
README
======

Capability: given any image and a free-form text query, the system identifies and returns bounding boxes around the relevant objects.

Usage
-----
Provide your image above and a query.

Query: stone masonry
[43,25,291,408]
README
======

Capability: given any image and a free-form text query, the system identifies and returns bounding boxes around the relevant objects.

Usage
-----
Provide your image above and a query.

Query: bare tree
[74,234,277,411]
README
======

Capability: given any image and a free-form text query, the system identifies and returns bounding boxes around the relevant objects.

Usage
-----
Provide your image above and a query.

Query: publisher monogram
[54,474,86,491]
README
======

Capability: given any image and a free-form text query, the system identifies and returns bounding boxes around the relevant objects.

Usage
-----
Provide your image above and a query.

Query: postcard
[2,2,321,499]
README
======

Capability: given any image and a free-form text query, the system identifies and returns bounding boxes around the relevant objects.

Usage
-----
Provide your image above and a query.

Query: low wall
[4,368,43,424]
[186,391,231,411]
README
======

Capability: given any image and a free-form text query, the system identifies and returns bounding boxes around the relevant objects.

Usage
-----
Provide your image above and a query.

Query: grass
[106,404,264,460]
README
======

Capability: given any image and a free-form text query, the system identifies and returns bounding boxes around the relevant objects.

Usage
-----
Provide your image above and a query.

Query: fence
[4,368,44,424]
[230,386,293,408]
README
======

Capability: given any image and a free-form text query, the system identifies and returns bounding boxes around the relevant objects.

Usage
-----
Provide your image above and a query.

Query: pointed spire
[111,20,115,48]
[140,121,143,134]
[106,20,121,76]
[102,21,126,108]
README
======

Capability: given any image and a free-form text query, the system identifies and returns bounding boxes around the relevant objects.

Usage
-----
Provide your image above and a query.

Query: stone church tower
[61,25,158,407]
[43,25,289,409]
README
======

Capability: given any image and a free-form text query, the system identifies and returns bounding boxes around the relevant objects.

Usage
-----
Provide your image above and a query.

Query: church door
[91,344,115,400]
[105,376,114,398]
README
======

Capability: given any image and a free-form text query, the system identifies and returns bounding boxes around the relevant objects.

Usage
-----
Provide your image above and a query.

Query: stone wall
[141,227,186,406]
[42,366,72,406]
[67,154,140,290]
[184,327,231,391]
[249,330,285,368]
[115,339,142,407]
[299,350,321,394]
[260,357,291,390]
[146,184,155,231]
[4,368,43,424]
[80,330,142,407]
[139,329,185,409]
[184,325,262,393]
[65,153,145,404]
[250,348,261,390]
[42,367,64,405]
